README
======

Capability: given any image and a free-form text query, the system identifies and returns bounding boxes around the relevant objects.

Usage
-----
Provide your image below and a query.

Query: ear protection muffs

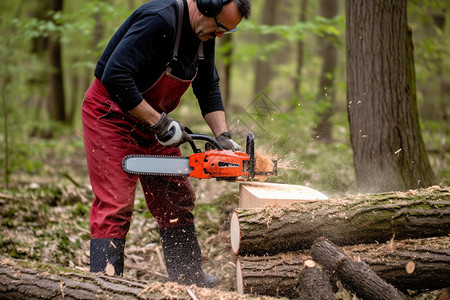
[197,0,233,18]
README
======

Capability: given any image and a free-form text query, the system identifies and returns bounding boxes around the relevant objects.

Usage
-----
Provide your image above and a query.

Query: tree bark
[311,238,409,300]
[346,0,436,193]
[296,266,335,300]
[231,186,450,256]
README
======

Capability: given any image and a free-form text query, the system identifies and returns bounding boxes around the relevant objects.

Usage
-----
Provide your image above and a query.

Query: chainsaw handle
[188,133,223,153]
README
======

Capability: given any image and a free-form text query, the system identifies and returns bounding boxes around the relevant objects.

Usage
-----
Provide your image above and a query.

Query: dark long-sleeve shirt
[94,0,224,116]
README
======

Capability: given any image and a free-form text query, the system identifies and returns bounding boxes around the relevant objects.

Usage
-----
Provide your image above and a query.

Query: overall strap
[173,0,204,62]
[173,0,184,61]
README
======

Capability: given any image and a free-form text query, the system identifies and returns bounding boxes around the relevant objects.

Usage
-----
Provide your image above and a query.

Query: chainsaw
[122,132,277,181]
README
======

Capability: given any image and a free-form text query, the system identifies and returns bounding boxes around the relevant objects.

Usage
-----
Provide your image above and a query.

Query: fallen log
[236,253,304,298]
[236,254,334,299]
[0,257,276,300]
[236,236,450,297]
[295,265,335,300]
[231,186,450,255]
[341,236,450,292]
[311,238,409,300]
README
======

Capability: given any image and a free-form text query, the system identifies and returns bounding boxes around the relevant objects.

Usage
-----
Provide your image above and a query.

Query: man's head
[188,0,252,41]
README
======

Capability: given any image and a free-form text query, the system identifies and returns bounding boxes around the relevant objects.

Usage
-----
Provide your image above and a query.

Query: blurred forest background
[0,0,449,196]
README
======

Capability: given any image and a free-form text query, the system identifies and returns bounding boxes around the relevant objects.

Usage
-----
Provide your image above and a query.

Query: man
[81,0,251,288]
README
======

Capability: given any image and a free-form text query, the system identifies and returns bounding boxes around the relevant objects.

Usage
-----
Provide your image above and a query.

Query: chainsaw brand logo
[218,162,240,168]
[228,91,281,136]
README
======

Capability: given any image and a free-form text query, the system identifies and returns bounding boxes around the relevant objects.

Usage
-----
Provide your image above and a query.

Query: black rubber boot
[160,223,219,288]
[90,238,125,276]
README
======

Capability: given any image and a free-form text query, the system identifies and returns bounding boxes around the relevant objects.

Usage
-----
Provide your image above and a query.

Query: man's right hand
[150,113,192,147]
[215,132,244,152]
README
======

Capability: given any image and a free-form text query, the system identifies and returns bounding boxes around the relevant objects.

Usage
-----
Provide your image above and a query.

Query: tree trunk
[48,0,66,123]
[291,0,308,110]
[231,186,450,256]
[346,0,436,193]
[217,34,233,109]
[311,238,410,300]
[312,0,338,143]
[253,0,277,96]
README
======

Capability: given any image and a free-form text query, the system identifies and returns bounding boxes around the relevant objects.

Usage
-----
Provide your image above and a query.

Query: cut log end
[304,259,316,268]
[236,257,244,294]
[406,261,415,274]
[230,210,241,255]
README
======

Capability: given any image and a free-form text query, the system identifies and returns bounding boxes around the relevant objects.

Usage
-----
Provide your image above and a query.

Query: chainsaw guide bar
[122,132,277,181]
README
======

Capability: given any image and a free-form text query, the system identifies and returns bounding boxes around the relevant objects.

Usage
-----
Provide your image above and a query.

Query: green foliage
[242,15,344,41]
[231,15,344,63]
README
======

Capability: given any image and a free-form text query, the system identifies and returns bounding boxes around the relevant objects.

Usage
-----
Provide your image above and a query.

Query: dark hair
[235,0,252,19]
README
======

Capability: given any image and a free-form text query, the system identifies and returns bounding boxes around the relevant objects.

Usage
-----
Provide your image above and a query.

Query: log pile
[231,185,450,299]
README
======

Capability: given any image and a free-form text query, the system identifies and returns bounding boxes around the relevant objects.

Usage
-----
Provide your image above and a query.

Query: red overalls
[82,7,203,239]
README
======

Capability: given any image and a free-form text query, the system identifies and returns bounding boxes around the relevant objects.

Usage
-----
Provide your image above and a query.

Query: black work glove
[150,113,192,147]
[215,132,244,152]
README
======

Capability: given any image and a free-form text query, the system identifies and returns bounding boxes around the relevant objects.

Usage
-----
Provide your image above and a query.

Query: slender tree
[253,0,277,96]
[292,0,307,102]
[48,0,66,123]
[312,0,338,143]
[217,34,233,109]
[346,0,436,192]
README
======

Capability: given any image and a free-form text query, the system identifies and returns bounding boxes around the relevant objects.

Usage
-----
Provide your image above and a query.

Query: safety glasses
[213,16,237,34]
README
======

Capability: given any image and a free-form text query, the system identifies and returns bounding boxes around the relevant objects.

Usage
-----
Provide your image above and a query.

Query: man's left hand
[216,132,244,152]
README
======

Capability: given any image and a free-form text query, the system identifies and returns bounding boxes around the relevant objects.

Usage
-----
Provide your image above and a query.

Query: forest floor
[0,133,448,299]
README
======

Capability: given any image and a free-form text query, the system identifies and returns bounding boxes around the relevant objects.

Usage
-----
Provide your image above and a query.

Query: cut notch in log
[238,182,328,208]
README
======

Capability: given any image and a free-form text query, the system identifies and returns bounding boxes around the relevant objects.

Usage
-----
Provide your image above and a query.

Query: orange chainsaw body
[188,149,250,179]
